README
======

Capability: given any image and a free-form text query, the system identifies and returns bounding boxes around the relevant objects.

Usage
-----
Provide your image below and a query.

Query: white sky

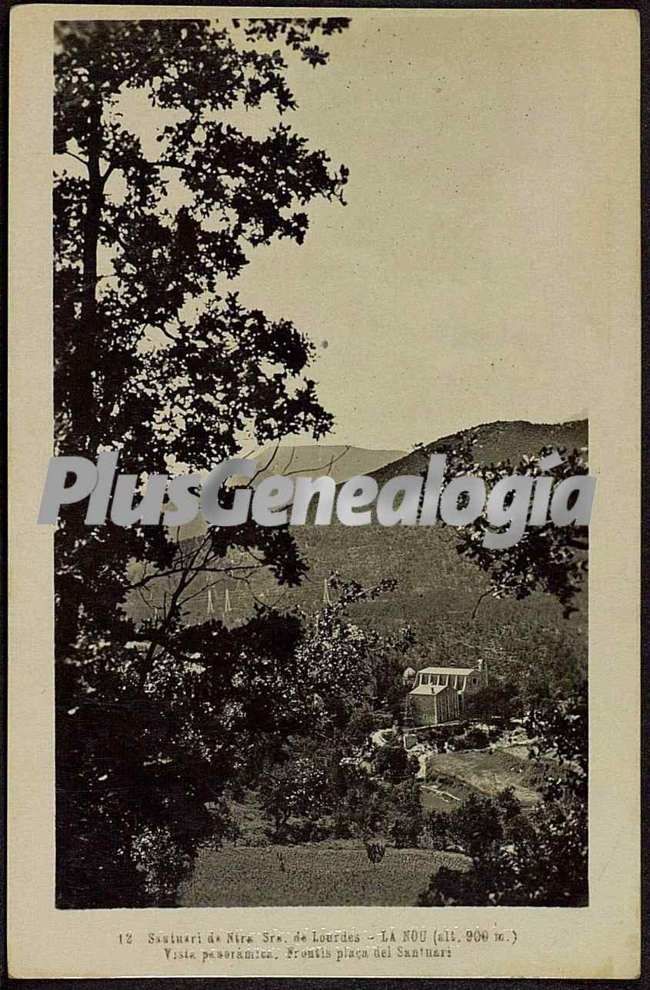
[231,11,634,449]
[91,11,637,449]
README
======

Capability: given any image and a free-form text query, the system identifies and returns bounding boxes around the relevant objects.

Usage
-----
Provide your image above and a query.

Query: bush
[345,706,377,745]
[420,809,452,849]
[457,727,490,750]
[386,780,425,848]
[364,839,387,865]
[495,786,521,821]
[372,712,394,730]
[464,681,522,720]
[332,812,353,839]
[131,825,192,906]
[346,785,391,838]
[374,745,419,783]
[259,756,330,836]
[286,817,331,843]
[389,814,422,849]
[418,799,587,906]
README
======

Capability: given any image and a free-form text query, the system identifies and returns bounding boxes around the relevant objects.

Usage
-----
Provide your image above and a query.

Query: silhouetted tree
[386,779,424,848]
[454,444,590,618]
[411,435,590,616]
[54,16,349,907]
[374,745,418,784]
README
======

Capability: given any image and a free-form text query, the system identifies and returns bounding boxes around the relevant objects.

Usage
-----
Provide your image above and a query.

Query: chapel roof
[417,666,477,676]
[409,683,451,696]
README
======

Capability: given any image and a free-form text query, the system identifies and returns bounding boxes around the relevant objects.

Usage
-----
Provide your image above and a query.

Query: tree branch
[64,150,89,168]
[471,589,492,621]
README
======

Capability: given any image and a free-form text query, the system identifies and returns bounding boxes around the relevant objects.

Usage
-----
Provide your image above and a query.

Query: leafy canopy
[54,17,350,908]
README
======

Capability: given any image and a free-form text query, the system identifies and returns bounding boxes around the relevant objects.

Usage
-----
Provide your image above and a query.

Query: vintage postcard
[8,4,640,980]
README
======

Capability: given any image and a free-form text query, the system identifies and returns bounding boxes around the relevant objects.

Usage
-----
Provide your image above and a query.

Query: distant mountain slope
[177,444,405,539]
[252,444,406,484]
[370,419,588,487]
[128,419,588,682]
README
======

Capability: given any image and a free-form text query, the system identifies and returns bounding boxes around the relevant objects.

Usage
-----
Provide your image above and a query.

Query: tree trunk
[76,99,103,455]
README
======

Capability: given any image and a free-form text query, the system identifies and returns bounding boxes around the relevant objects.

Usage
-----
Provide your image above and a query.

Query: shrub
[260,756,330,838]
[418,799,587,906]
[332,812,353,839]
[364,840,386,865]
[131,825,192,906]
[421,810,453,851]
[454,727,490,750]
[374,745,419,783]
[389,814,422,849]
[386,780,425,848]
[464,681,522,720]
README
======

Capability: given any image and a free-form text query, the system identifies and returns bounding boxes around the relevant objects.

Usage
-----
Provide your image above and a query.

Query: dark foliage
[418,686,588,906]
[373,745,419,784]
[463,680,521,720]
[54,17,349,907]
[411,434,589,618]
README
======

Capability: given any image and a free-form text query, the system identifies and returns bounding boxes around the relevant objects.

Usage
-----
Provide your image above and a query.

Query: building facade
[407,660,488,725]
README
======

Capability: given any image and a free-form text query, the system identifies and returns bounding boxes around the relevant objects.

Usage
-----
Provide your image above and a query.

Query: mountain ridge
[129,417,588,686]
[369,419,588,487]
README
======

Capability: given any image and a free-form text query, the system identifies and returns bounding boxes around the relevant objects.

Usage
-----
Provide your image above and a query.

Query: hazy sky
[113,10,636,450]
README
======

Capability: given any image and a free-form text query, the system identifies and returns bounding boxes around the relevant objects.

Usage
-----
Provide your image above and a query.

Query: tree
[374,745,419,784]
[54,17,350,907]
[524,685,588,802]
[463,679,521,720]
[452,442,590,618]
[421,809,454,851]
[413,435,590,617]
[418,686,588,906]
[450,793,505,859]
[420,795,587,907]
[495,785,522,822]
[291,574,415,731]
[259,755,330,837]
[345,778,391,840]
[252,578,416,841]
[386,779,425,848]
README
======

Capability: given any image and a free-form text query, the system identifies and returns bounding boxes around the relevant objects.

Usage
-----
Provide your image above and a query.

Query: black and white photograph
[7,4,639,980]
[53,13,592,911]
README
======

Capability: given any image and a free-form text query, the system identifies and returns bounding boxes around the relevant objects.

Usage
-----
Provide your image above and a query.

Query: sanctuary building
[406,660,488,725]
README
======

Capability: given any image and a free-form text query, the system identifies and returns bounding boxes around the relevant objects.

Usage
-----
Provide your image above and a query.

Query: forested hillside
[127,419,587,694]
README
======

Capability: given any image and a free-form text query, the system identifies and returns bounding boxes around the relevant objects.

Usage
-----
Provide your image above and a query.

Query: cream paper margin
[8,4,640,979]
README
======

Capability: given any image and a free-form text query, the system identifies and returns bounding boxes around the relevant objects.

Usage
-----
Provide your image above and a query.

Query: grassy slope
[425,748,541,809]
[180,747,542,907]
[178,842,468,907]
